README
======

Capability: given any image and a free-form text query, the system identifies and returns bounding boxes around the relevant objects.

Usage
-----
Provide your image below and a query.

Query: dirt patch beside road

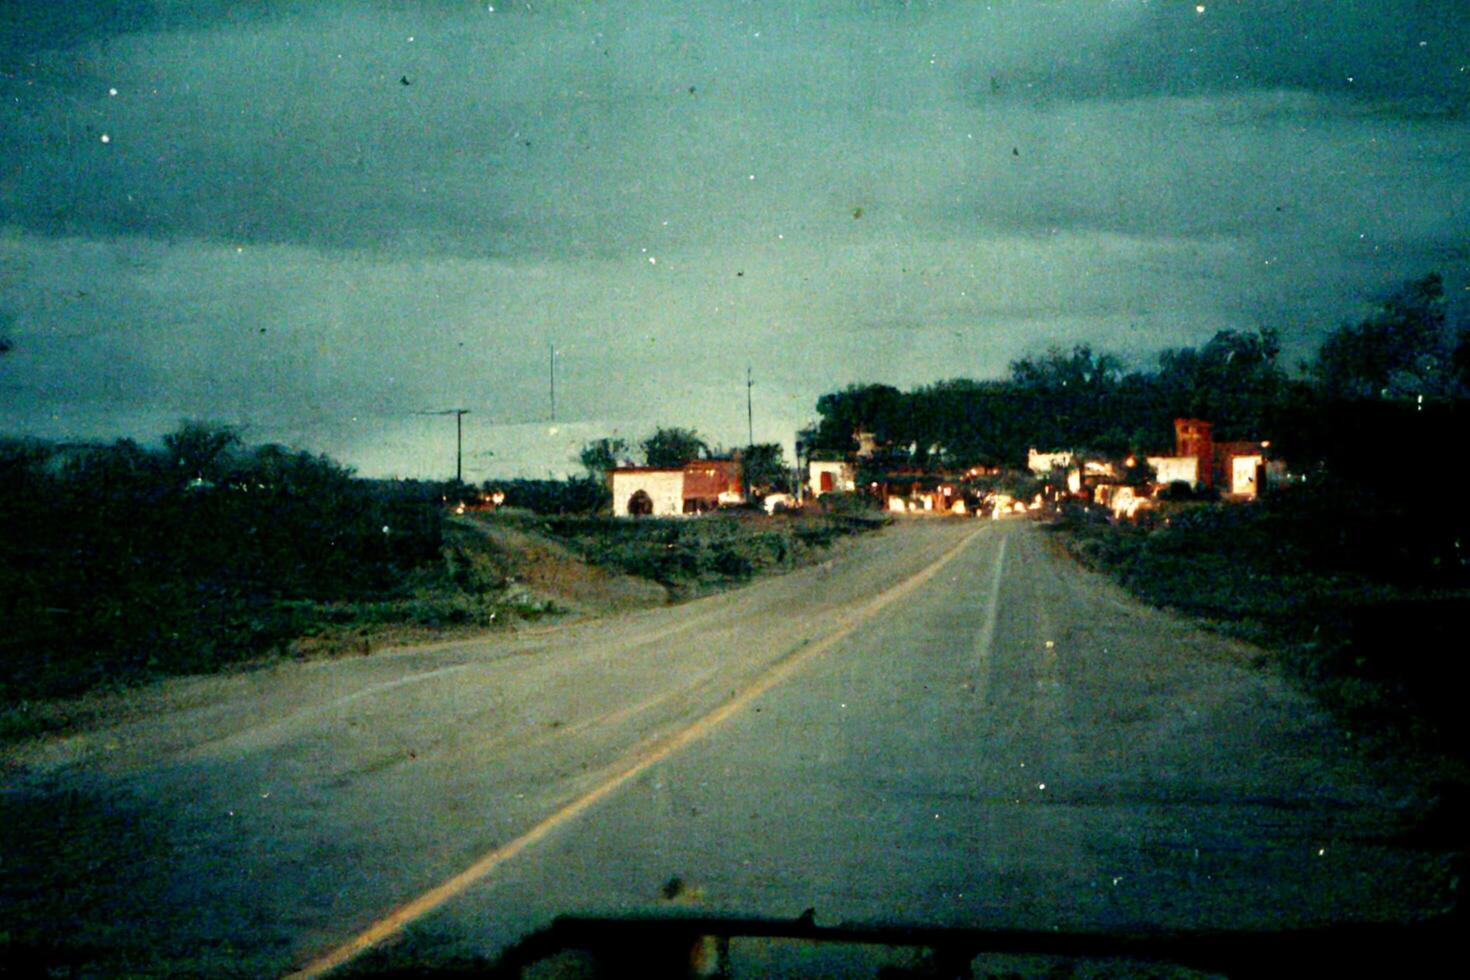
[469,520,670,614]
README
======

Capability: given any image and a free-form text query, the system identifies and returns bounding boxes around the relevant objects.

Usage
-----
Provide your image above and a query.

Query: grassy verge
[0,517,558,741]
[1046,499,1470,762]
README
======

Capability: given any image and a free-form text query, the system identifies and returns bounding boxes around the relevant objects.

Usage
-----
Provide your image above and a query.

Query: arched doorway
[627,489,653,517]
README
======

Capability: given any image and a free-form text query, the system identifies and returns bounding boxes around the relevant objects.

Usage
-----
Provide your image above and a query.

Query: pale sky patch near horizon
[2,1,1466,478]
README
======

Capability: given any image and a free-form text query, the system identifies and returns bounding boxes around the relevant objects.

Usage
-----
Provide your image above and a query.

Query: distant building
[682,459,745,510]
[1216,441,1268,497]
[1158,419,1270,497]
[1174,419,1215,485]
[863,469,971,515]
[1027,448,1074,474]
[609,459,744,517]
[1146,455,1200,487]
[808,460,857,497]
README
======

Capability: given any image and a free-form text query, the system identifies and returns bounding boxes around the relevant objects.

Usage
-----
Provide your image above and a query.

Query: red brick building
[1170,419,1268,496]
[609,459,744,516]
[680,459,744,510]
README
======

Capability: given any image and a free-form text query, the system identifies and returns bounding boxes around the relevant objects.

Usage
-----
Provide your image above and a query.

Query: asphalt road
[1,519,1453,976]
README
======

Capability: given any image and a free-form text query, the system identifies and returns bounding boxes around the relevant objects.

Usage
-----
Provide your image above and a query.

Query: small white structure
[808,460,857,497]
[1147,455,1199,486]
[762,493,796,514]
[1028,449,1074,474]
[1110,486,1152,520]
[1230,455,1264,497]
[610,468,685,516]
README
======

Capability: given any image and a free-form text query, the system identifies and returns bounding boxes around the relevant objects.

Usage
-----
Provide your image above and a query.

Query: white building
[808,460,857,497]
[1027,448,1074,474]
[1147,455,1200,486]
[608,459,745,516]
[609,468,685,516]
[1230,454,1264,496]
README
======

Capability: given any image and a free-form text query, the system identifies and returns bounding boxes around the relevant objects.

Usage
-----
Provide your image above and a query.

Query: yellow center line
[971,530,1010,703]
[286,525,984,979]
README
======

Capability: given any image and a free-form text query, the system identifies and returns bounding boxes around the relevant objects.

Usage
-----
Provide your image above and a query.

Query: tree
[741,443,789,494]
[578,437,628,478]
[1453,324,1470,395]
[1008,343,1123,393]
[810,383,905,454]
[1007,344,1124,452]
[162,421,242,481]
[1312,273,1451,399]
[1153,328,1286,439]
[641,427,707,467]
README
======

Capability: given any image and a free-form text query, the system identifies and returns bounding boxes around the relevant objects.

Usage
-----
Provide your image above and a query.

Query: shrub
[0,431,449,700]
[483,478,609,515]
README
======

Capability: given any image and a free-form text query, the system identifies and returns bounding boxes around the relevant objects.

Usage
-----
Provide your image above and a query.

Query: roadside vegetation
[0,428,550,727]
[0,425,884,736]
[1049,478,1470,761]
[494,504,884,600]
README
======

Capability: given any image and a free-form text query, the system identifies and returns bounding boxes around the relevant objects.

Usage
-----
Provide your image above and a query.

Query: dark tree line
[806,274,1468,473]
[1,425,444,696]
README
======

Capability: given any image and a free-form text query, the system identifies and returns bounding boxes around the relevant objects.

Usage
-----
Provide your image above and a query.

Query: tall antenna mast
[746,365,754,447]
[549,342,556,422]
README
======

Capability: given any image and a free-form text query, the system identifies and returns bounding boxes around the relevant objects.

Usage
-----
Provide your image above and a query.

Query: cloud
[0,2,1466,475]
[941,90,1470,247]
[981,0,1470,113]
[0,2,1144,256]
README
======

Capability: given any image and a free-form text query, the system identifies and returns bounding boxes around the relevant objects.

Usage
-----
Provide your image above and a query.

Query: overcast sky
[2,0,1466,478]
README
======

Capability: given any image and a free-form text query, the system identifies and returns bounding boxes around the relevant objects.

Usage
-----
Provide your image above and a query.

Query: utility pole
[549,342,556,422]
[419,409,471,483]
[455,409,467,483]
[745,365,754,447]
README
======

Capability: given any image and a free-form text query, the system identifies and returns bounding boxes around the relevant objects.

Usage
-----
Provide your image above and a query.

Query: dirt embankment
[466,519,671,613]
